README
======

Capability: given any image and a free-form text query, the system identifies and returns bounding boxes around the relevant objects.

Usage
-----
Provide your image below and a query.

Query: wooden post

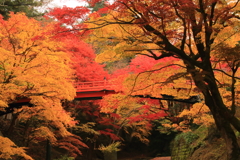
[104,77,106,89]
[46,139,51,160]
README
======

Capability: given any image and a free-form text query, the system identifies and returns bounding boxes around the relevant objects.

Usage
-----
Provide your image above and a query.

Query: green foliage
[90,1,106,12]
[171,125,209,160]
[53,155,74,160]
[0,0,45,19]
[73,122,100,135]
[226,87,232,91]
[157,119,177,134]
[99,141,121,153]
[175,132,199,145]
[105,58,132,73]
[235,131,240,137]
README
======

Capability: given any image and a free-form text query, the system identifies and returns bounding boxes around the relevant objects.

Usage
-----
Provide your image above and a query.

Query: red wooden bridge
[4,80,200,116]
[14,80,116,104]
[74,80,116,100]
[15,80,198,103]
[2,81,116,117]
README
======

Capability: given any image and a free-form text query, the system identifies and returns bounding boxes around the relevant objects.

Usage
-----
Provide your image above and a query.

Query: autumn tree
[97,55,200,140]
[48,0,240,159]
[110,55,200,119]
[0,12,83,159]
[89,1,240,159]
[42,22,110,160]
[0,7,112,159]
[46,8,115,158]
[61,34,109,81]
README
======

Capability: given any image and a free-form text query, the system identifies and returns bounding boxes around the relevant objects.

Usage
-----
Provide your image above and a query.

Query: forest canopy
[1,0,240,160]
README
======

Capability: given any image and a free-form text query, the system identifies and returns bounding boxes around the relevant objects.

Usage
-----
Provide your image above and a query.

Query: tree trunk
[6,113,19,136]
[210,108,240,160]
[193,85,240,160]
[189,65,240,160]
[46,139,51,160]
[201,87,240,160]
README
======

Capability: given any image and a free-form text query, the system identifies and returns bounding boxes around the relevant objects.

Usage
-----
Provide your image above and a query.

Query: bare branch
[213,69,240,80]
[128,64,187,95]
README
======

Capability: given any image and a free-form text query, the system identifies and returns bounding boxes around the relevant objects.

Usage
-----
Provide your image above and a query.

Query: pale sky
[39,0,87,12]
[48,0,87,8]
[39,0,114,13]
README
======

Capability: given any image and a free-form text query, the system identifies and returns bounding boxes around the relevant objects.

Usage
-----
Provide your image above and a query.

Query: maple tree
[84,1,240,159]
[101,55,199,132]
[46,0,240,159]
[65,100,121,151]
[0,12,83,159]
[46,8,114,159]
[0,4,113,160]
[56,32,113,159]
[0,136,33,160]
[61,34,109,81]
[100,93,169,140]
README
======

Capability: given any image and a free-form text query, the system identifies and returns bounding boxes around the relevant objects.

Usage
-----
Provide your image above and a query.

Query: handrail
[74,80,195,92]
[75,80,114,92]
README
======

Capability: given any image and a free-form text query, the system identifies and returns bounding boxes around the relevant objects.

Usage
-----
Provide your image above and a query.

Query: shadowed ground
[151,157,171,160]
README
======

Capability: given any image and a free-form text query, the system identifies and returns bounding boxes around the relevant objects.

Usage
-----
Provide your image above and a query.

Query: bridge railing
[74,80,196,92]
[75,80,114,92]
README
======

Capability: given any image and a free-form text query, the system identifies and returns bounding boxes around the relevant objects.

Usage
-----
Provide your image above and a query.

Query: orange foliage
[0,12,78,158]
[46,1,240,158]
[0,136,33,160]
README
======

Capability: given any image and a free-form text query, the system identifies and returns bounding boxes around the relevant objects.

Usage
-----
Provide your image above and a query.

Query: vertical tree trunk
[46,139,51,160]
[6,113,18,136]
[211,108,240,160]
[190,65,240,160]
[203,92,240,160]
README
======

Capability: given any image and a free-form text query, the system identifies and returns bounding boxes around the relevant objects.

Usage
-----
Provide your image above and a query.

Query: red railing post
[104,77,106,89]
